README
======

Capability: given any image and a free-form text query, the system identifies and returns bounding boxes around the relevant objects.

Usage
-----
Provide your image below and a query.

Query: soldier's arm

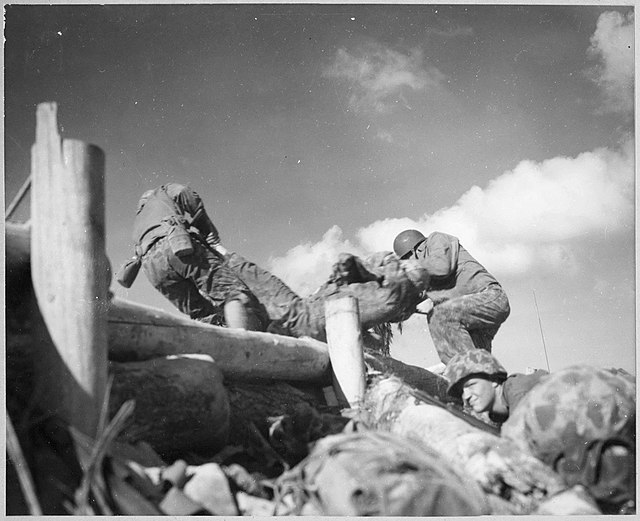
[416,232,459,278]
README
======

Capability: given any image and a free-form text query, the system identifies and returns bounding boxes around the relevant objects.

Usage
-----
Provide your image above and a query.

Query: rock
[236,492,276,516]
[183,463,238,515]
[534,486,602,515]
[159,487,208,516]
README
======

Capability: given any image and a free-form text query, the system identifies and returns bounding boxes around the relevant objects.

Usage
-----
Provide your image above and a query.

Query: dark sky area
[4,3,635,373]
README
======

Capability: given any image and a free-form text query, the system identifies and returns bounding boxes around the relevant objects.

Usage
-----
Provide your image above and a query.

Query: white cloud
[587,10,634,114]
[323,43,445,114]
[371,140,634,277]
[267,225,361,296]
[268,140,633,291]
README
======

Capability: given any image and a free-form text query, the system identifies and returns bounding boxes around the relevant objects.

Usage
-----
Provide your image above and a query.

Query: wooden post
[324,296,366,408]
[30,102,108,437]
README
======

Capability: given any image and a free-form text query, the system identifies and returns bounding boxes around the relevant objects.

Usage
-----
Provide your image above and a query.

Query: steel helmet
[444,349,508,398]
[393,229,426,259]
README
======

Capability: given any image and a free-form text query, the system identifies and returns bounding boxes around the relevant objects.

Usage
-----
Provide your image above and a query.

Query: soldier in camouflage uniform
[501,365,636,514]
[444,349,547,425]
[212,246,427,342]
[116,183,267,330]
[446,351,636,514]
[392,229,510,364]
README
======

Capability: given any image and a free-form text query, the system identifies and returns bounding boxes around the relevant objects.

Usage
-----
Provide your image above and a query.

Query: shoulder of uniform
[427,231,458,242]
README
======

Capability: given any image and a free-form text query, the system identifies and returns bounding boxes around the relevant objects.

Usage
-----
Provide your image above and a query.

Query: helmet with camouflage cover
[501,365,636,514]
[444,349,508,398]
[502,365,635,464]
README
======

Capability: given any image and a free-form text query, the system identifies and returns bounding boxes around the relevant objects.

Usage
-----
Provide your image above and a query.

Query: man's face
[461,377,497,413]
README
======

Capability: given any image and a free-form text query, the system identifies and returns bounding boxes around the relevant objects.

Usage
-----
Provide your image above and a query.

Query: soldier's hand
[205,231,220,247]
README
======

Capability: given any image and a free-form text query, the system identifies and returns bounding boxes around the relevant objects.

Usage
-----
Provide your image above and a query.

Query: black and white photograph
[4,1,636,516]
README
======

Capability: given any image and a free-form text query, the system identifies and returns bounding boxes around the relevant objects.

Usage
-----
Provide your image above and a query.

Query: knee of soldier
[227,292,268,329]
[227,292,251,306]
[501,292,511,319]
[429,302,465,328]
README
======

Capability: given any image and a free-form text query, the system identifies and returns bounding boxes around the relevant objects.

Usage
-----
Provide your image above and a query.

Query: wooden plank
[30,102,108,437]
[324,296,366,407]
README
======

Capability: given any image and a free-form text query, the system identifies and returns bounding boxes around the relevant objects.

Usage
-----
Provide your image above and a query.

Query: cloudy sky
[4,3,635,374]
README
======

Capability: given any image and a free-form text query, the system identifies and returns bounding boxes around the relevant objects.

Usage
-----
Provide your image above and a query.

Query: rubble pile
[4,325,604,516]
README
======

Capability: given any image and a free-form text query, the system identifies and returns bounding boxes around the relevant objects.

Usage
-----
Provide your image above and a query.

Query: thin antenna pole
[5,175,32,220]
[532,289,551,372]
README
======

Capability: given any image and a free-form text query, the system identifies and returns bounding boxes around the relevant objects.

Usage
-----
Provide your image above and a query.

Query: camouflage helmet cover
[444,349,508,398]
[501,365,636,466]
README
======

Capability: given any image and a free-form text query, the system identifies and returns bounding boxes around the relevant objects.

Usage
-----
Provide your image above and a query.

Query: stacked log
[107,297,331,383]
[30,102,109,437]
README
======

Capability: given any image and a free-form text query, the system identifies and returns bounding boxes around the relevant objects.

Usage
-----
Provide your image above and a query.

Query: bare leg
[224,299,262,331]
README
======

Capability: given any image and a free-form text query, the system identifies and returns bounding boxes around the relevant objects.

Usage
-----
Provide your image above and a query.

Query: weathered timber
[109,355,230,455]
[362,376,571,515]
[30,102,108,437]
[324,296,366,407]
[108,297,332,383]
[363,349,455,405]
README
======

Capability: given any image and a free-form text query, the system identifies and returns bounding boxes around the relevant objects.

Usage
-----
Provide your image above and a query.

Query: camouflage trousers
[226,252,422,342]
[427,286,510,363]
[141,236,266,327]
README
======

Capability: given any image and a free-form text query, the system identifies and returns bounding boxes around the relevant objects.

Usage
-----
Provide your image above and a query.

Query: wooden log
[109,355,230,456]
[324,296,366,407]
[30,102,108,437]
[107,297,332,383]
[363,349,455,405]
[362,376,570,514]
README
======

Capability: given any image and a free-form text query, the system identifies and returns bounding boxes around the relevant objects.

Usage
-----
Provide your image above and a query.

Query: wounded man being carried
[117,183,428,341]
[220,247,429,342]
